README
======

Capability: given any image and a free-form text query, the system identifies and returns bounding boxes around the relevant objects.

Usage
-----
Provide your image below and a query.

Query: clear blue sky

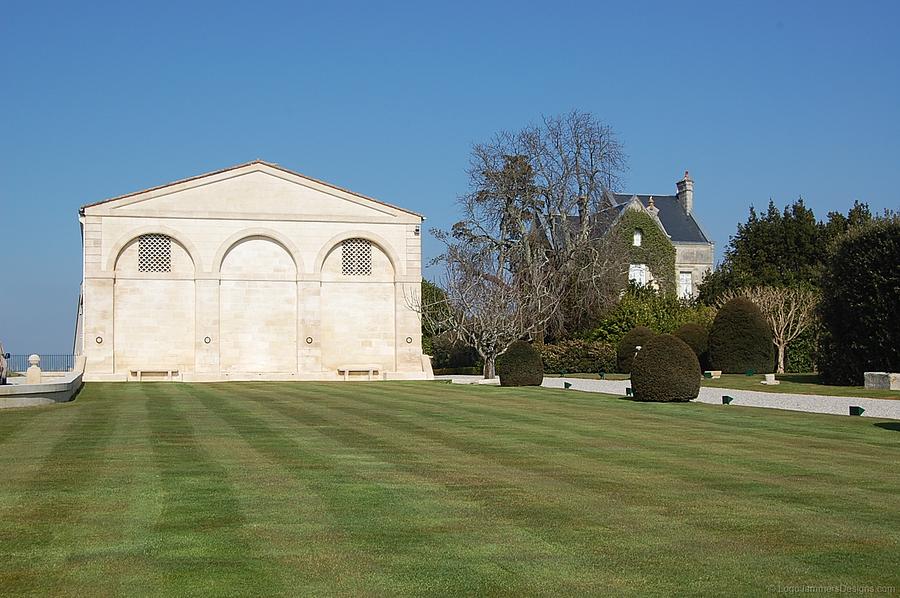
[1,0,898,354]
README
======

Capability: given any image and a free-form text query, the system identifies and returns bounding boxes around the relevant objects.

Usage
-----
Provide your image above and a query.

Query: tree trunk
[777,343,786,374]
[483,357,496,380]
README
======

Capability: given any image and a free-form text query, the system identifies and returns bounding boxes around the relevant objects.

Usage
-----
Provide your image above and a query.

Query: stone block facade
[674,242,715,299]
[78,161,431,382]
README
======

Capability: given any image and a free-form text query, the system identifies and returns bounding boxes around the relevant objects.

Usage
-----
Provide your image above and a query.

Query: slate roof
[612,194,711,244]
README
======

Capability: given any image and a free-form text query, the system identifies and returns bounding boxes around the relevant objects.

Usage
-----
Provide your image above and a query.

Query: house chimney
[676,170,693,215]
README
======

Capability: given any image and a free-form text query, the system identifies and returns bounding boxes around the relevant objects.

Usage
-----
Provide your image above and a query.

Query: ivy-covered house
[603,171,714,298]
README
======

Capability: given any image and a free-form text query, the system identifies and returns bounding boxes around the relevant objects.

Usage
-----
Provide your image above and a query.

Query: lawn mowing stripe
[20,383,165,597]
[0,404,74,447]
[396,386,900,523]
[177,382,389,596]
[245,386,692,579]
[404,383,899,460]
[142,382,283,597]
[270,384,830,532]
[0,388,121,595]
[185,382,521,596]
[358,383,900,484]
[251,386,814,594]
[311,384,900,554]
[241,389,627,595]
[254,383,900,591]
[73,382,169,598]
[274,383,900,529]
[2,382,898,596]
[0,403,81,480]
[423,382,898,449]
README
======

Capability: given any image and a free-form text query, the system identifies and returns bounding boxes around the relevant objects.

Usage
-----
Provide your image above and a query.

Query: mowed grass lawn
[1,383,898,596]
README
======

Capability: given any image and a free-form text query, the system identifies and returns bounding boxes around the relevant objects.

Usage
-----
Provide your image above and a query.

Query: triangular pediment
[81,161,422,222]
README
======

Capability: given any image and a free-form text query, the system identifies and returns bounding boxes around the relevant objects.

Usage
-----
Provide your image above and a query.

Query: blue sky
[1,0,898,353]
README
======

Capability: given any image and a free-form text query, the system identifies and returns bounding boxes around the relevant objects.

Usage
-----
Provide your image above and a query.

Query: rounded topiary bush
[708,297,774,374]
[674,323,709,371]
[631,334,701,402]
[616,326,655,374]
[496,341,544,387]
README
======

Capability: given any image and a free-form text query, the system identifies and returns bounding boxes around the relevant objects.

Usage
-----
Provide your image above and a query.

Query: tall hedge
[784,327,818,373]
[818,219,900,385]
[537,340,616,374]
[708,297,774,373]
[496,341,544,387]
[631,334,701,402]
[616,326,655,374]
[674,323,709,371]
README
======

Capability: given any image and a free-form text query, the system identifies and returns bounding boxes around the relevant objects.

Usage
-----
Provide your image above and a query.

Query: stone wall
[80,162,429,382]
[674,242,715,298]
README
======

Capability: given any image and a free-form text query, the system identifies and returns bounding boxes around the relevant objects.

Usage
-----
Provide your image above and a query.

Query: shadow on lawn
[616,395,699,405]
[775,373,822,384]
[874,422,900,432]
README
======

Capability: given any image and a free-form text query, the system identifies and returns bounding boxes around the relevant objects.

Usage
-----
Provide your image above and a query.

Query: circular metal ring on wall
[204,336,211,344]
[95,336,103,344]
[306,337,313,344]
[406,337,413,344]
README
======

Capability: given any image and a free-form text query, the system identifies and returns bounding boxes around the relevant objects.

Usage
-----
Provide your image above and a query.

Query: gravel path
[436,375,900,420]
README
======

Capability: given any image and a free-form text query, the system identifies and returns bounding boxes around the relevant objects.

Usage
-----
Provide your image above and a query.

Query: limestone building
[76,160,432,382]
[603,171,714,298]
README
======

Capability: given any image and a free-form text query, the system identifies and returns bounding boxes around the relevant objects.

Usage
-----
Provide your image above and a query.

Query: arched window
[138,234,171,272]
[633,229,643,247]
[341,238,372,276]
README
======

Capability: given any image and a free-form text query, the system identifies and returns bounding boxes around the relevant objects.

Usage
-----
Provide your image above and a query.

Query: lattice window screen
[138,234,171,273]
[341,238,372,276]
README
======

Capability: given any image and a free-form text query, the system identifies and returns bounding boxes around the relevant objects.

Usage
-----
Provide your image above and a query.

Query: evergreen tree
[698,199,871,302]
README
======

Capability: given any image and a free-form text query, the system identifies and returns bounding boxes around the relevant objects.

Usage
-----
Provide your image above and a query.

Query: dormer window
[633,229,643,247]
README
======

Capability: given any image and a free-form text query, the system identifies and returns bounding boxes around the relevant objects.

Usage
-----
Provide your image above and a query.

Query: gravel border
[436,375,900,420]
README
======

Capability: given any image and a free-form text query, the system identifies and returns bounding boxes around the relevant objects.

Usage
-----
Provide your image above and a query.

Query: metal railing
[7,354,75,373]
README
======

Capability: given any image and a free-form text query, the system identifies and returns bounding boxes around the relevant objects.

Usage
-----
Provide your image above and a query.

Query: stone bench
[864,372,900,391]
[129,369,180,382]
[337,364,382,381]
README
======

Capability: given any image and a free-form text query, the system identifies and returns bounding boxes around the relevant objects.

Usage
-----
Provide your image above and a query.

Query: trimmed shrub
[631,334,701,402]
[674,323,709,371]
[616,326,655,374]
[538,340,616,374]
[818,219,900,384]
[496,341,544,387]
[708,297,774,374]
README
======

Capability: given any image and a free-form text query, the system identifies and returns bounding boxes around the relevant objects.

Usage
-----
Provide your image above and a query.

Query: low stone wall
[0,358,85,409]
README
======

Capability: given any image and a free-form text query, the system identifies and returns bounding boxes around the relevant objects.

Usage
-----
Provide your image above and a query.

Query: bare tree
[453,110,628,337]
[720,286,819,374]
[410,238,563,380]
